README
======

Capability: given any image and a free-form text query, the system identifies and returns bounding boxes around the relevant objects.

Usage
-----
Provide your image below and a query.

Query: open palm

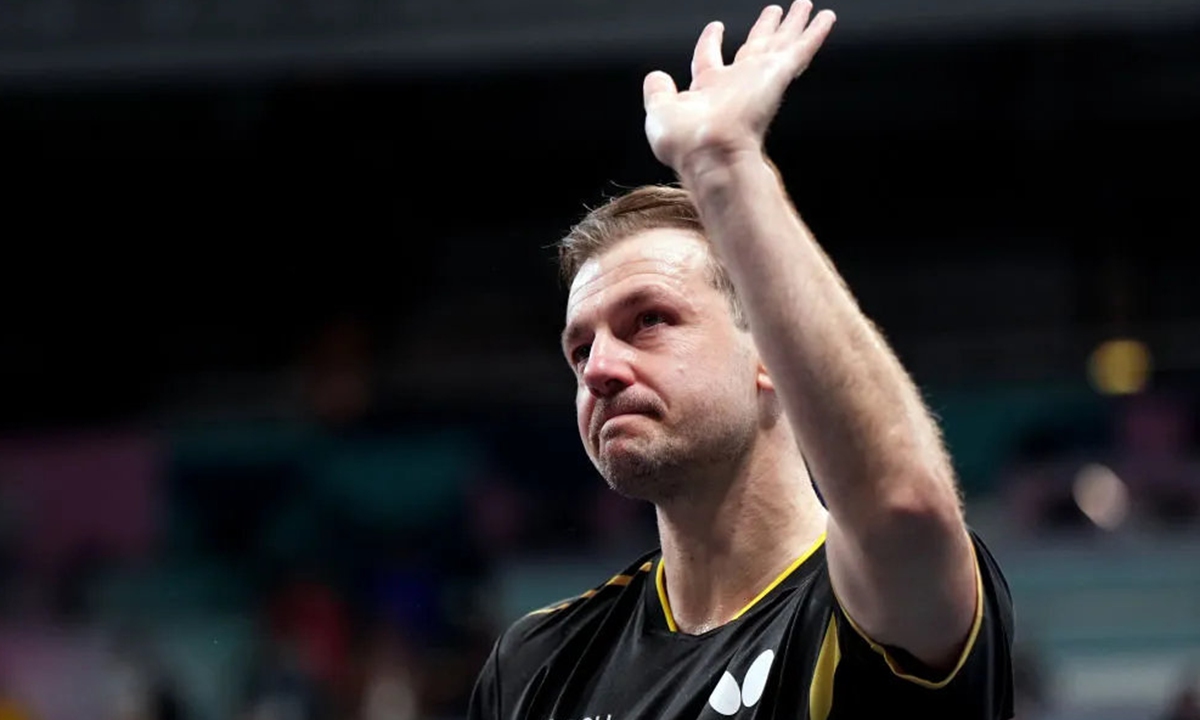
[643,1,836,175]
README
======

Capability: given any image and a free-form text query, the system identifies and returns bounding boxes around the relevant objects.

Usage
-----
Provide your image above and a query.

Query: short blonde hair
[557,185,746,328]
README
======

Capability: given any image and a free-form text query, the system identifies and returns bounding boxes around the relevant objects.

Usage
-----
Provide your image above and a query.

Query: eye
[639,311,666,328]
[571,344,591,366]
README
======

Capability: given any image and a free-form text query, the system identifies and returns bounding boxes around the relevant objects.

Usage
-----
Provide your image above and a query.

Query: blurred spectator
[1119,393,1191,459]
[265,571,351,699]
[1161,666,1200,720]
[102,642,186,720]
[241,636,330,720]
[355,620,420,720]
[1003,389,1200,533]
[1114,393,1200,527]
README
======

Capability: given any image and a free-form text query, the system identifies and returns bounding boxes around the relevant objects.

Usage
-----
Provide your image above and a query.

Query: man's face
[562,228,762,502]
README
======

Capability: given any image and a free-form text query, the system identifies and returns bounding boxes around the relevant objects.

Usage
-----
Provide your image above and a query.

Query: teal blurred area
[0,375,1196,720]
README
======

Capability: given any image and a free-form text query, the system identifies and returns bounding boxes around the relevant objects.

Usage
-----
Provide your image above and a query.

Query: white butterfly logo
[707,649,775,716]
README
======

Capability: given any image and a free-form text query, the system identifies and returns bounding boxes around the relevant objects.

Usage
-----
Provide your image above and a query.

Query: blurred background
[1,0,1199,718]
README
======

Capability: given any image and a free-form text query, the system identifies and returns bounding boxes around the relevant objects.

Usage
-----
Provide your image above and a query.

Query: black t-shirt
[468,531,1014,720]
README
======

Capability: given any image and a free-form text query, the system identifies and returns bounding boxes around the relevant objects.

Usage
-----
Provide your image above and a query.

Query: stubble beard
[595,415,755,505]
[598,438,687,503]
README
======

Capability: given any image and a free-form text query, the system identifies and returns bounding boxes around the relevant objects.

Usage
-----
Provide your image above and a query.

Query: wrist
[677,144,774,195]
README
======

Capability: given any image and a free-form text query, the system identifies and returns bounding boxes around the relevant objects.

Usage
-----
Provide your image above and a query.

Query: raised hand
[642,1,836,177]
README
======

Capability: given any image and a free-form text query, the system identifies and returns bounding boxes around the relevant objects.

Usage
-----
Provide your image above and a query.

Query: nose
[582,332,635,399]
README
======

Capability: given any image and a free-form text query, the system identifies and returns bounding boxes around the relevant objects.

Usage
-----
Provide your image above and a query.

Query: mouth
[594,410,653,445]
[603,410,647,425]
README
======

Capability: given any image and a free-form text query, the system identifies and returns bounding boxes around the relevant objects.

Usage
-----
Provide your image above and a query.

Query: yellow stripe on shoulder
[523,561,655,617]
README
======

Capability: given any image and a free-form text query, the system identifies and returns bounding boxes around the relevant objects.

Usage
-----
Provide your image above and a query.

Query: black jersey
[468,531,1014,720]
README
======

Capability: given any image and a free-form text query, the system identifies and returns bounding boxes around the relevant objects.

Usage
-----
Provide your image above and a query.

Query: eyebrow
[561,287,669,352]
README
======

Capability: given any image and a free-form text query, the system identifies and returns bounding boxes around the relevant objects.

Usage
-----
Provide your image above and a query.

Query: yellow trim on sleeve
[837,551,986,689]
[656,533,827,633]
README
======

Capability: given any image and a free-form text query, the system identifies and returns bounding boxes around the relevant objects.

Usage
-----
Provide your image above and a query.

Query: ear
[756,361,775,393]
[756,360,783,429]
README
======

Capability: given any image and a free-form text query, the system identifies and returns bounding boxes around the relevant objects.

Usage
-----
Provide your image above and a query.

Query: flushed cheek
[666,358,697,389]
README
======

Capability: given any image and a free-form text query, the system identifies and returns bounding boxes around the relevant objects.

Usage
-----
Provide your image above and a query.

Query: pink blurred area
[0,622,111,720]
[0,429,161,577]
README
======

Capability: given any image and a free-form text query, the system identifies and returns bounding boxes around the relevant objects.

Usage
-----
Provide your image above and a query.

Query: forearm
[681,150,979,665]
[680,150,958,522]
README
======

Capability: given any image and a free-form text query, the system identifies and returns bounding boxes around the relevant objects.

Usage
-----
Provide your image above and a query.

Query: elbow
[868,468,965,546]
[857,421,965,534]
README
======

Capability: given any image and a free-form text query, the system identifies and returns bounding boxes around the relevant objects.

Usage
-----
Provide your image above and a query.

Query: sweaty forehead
[567,229,711,309]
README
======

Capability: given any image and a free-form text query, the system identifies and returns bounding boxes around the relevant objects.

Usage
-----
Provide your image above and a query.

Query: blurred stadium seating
[1,0,1198,718]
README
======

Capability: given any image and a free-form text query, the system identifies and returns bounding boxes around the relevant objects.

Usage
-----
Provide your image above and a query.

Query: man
[468,3,1014,719]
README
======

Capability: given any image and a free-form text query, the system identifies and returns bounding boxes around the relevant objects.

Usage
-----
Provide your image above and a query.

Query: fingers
[745,5,784,46]
[735,3,834,65]
[790,8,836,74]
[778,0,814,40]
[690,3,835,80]
[643,70,678,109]
[690,21,725,84]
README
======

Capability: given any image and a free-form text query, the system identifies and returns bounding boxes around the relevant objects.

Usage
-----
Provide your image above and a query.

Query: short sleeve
[828,532,1015,719]
[467,636,504,720]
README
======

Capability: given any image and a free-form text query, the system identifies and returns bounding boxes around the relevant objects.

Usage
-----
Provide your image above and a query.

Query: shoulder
[491,550,659,675]
[468,551,659,720]
[824,529,1015,718]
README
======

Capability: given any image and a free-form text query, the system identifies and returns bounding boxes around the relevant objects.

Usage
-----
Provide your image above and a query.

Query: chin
[598,448,683,503]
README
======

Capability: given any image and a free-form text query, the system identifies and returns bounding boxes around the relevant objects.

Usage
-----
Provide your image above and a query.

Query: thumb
[642,70,678,109]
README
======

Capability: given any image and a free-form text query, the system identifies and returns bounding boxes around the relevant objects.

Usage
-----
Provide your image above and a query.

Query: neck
[654,427,827,635]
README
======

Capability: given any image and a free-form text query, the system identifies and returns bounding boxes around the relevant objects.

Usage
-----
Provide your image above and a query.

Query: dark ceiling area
[4,25,1196,244]
[1,22,1197,426]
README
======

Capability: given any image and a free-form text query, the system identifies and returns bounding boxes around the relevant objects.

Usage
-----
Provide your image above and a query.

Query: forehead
[566,228,712,312]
